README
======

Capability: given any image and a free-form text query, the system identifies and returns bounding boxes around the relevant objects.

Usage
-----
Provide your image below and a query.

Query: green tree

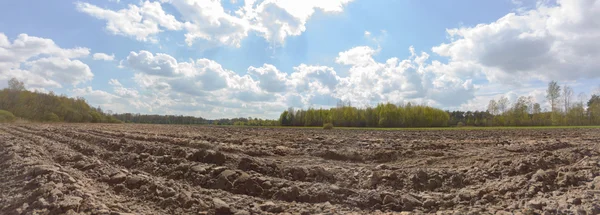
[0,79,120,123]
[44,112,60,122]
[589,95,600,124]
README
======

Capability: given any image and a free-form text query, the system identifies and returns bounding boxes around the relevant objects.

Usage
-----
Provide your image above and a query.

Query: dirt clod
[213,198,232,214]
[260,201,284,213]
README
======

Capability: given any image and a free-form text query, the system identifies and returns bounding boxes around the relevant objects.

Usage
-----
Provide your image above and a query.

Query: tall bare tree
[8,78,25,91]
[563,85,573,113]
[578,92,588,106]
[498,96,509,114]
[546,81,561,112]
[487,99,498,115]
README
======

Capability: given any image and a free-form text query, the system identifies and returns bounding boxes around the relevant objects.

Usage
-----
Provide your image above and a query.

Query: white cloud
[126,50,268,101]
[93,52,115,61]
[70,86,151,113]
[76,1,183,42]
[290,64,339,92]
[25,57,93,86]
[72,86,119,104]
[0,33,93,89]
[167,0,252,47]
[109,79,139,98]
[336,46,378,66]
[332,46,475,108]
[247,64,288,92]
[432,0,600,84]
[243,0,353,45]
[80,0,353,46]
[0,33,89,63]
[116,50,293,118]
[126,50,180,76]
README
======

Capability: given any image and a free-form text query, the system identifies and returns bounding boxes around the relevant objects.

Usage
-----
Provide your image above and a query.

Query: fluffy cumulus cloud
[76,1,183,42]
[243,0,353,44]
[432,0,600,84]
[126,50,247,93]
[0,33,92,89]
[110,50,285,117]
[93,53,115,61]
[70,85,151,113]
[333,46,475,108]
[166,0,252,47]
[247,64,288,92]
[289,64,339,92]
[79,0,354,46]
[71,86,119,104]
[109,79,139,98]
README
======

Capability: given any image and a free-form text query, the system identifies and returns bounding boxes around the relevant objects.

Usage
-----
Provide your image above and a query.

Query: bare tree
[526,96,534,114]
[8,78,25,91]
[498,96,509,114]
[578,92,588,106]
[563,85,573,113]
[487,99,498,115]
[546,81,561,112]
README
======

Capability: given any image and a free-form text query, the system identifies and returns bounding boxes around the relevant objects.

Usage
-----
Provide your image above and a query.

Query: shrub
[0,110,16,123]
[90,111,102,123]
[457,122,464,127]
[44,112,60,122]
[323,123,334,130]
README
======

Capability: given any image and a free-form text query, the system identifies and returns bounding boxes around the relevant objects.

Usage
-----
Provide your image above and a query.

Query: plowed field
[1,124,599,214]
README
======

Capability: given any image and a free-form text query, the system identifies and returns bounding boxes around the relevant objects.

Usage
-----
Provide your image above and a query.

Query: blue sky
[1,0,599,119]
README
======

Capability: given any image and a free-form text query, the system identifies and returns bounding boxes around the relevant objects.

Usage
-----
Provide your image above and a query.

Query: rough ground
[1,124,599,215]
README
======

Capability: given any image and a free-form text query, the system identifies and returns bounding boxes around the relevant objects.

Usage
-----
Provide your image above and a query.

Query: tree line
[0,78,120,123]
[478,81,600,126]
[111,113,279,126]
[4,77,597,127]
[279,81,600,128]
[111,113,207,124]
[279,102,450,127]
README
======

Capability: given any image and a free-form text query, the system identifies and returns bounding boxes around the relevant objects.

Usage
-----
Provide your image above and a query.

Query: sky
[1,0,599,119]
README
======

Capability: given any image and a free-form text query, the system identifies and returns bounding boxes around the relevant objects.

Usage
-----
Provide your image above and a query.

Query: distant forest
[279,103,450,127]
[447,81,600,127]
[0,78,120,123]
[111,113,279,126]
[279,81,600,128]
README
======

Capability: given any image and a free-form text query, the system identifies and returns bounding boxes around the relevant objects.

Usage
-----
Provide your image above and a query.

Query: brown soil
[1,124,599,214]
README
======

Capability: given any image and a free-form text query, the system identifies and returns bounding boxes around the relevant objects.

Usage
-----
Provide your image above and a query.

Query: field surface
[1,124,599,214]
